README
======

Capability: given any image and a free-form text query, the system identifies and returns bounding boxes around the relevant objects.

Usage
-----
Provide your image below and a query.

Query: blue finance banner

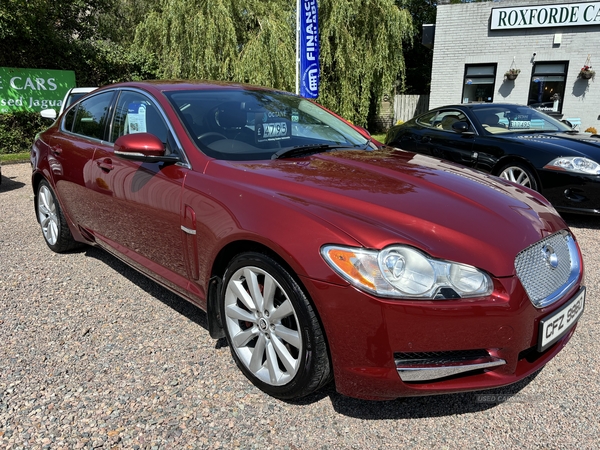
[300,0,320,98]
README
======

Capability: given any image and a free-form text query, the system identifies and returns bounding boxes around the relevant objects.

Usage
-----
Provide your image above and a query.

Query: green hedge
[0,113,49,155]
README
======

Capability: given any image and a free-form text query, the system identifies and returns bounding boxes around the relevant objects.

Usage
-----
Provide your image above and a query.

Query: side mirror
[114,133,179,163]
[452,121,474,135]
[40,108,57,120]
[561,119,573,128]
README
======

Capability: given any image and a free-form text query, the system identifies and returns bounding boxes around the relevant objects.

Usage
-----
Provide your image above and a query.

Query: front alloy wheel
[221,252,330,399]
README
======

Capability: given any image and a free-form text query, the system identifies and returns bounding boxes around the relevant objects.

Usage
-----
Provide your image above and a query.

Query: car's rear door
[50,91,116,231]
[89,89,191,296]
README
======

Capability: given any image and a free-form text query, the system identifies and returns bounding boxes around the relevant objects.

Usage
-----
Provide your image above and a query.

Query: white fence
[393,94,430,124]
[374,94,430,131]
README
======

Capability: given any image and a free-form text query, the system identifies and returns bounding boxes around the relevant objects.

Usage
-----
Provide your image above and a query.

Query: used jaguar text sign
[491,1,600,30]
[0,67,76,114]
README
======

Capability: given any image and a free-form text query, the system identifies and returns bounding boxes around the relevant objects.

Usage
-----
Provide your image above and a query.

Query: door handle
[96,158,114,171]
[421,136,431,143]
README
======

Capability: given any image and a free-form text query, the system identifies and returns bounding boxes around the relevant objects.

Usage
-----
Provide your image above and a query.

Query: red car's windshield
[165,89,369,160]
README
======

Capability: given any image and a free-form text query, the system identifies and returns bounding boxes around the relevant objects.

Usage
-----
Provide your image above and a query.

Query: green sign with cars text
[0,67,76,114]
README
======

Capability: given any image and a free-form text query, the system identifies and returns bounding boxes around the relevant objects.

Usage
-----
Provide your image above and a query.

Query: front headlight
[321,244,493,299]
[544,156,600,175]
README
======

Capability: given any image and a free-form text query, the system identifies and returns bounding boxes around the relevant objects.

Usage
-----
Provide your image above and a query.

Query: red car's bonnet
[214,147,567,278]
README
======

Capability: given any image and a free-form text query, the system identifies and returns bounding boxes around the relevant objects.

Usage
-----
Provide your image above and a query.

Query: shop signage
[491,1,600,30]
[0,67,76,114]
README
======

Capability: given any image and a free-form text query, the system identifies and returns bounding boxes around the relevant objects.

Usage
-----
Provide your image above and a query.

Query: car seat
[440,115,460,131]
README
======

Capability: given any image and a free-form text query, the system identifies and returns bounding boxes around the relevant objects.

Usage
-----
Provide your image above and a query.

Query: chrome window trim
[61,87,193,170]
[59,90,118,142]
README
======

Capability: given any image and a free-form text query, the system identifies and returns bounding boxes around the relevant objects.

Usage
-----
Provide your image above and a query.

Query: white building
[429,0,600,131]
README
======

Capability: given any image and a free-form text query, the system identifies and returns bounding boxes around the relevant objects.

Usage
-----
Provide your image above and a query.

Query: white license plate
[538,287,585,351]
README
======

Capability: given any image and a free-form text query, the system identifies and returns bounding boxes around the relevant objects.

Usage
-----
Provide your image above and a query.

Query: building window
[462,64,497,104]
[527,62,568,115]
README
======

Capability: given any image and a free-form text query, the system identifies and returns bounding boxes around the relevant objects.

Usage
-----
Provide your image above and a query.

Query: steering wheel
[198,132,227,143]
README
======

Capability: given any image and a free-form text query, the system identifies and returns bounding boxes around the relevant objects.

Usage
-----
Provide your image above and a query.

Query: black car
[385,104,600,215]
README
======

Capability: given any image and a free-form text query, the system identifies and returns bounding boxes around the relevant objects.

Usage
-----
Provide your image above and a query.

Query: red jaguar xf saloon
[31,81,585,400]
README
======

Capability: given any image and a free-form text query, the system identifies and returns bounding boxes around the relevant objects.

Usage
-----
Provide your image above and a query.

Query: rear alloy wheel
[498,163,538,191]
[37,180,80,252]
[221,252,330,400]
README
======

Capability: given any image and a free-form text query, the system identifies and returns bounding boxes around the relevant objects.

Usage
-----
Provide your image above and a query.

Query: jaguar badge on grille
[541,244,559,269]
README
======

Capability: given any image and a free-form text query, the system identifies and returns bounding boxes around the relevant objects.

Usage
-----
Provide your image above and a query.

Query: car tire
[36,180,81,252]
[220,252,331,400]
[498,163,538,191]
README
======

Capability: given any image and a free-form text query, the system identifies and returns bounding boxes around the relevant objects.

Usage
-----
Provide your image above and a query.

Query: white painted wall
[430,0,600,131]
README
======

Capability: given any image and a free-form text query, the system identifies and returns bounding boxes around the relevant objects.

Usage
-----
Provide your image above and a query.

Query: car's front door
[413,110,478,168]
[89,90,191,295]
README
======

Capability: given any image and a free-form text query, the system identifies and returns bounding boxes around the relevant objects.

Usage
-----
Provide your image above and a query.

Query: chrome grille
[514,231,580,308]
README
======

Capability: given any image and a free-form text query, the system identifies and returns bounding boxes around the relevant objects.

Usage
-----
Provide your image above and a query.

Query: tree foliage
[134,1,296,89]
[318,0,413,126]
[397,0,436,94]
[0,112,47,154]
[134,0,414,127]
[0,0,112,82]
[0,0,417,128]
[0,0,158,86]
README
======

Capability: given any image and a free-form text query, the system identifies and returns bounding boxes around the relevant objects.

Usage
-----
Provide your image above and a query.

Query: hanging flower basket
[504,68,520,80]
[579,65,595,80]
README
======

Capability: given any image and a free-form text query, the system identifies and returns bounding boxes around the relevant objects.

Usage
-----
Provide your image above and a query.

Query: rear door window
[70,92,115,140]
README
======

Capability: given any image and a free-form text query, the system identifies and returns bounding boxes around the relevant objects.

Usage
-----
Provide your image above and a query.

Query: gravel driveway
[1,162,599,449]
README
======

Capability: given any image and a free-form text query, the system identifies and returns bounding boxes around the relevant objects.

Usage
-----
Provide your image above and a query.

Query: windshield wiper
[271,144,349,160]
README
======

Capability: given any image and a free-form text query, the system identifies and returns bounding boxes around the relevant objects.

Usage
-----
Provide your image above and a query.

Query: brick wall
[431,0,600,131]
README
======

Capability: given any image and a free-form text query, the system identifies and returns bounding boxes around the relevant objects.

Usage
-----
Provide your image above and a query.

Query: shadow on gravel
[0,172,26,193]
[82,246,210,332]
[323,370,542,419]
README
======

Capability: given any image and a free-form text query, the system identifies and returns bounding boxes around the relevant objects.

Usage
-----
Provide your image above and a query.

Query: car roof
[98,80,290,95]
[433,103,530,111]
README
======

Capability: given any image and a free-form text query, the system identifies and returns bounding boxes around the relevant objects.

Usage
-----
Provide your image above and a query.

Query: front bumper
[303,275,582,400]
[540,170,600,214]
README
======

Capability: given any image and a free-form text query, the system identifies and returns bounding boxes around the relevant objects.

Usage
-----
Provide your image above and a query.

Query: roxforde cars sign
[0,67,76,114]
[491,1,600,30]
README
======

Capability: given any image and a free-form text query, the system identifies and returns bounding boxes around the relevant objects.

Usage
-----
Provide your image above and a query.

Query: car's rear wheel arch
[493,157,541,192]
